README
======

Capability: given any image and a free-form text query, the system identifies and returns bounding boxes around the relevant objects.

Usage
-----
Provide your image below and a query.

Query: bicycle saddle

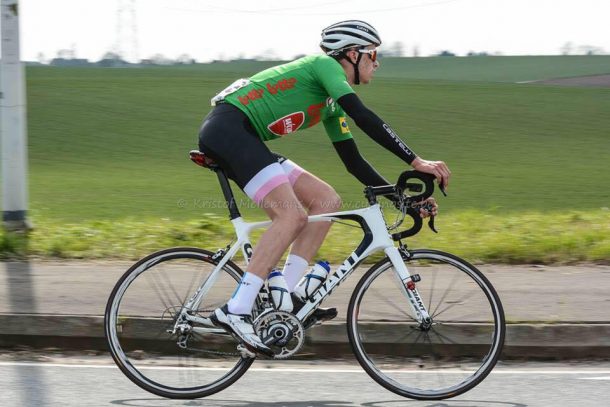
[189,150,219,169]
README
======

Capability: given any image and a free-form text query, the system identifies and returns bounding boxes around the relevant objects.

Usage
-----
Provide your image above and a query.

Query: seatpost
[215,169,241,220]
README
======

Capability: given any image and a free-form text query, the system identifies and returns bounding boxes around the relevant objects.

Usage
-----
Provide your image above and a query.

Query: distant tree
[560,42,573,55]
[37,52,47,64]
[56,48,74,59]
[97,51,127,67]
[412,46,420,57]
[577,45,604,55]
[176,54,195,64]
[293,53,306,60]
[101,51,121,61]
[150,53,173,65]
[389,41,404,57]
[467,51,489,57]
[438,50,456,57]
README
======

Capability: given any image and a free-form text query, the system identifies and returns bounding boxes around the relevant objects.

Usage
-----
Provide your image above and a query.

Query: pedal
[236,344,256,359]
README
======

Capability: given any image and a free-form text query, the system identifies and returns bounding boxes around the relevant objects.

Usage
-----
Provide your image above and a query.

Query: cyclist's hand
[411,157,451,190]
[418,197,438,218]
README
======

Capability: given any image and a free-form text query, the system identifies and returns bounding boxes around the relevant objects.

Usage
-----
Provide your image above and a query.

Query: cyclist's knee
[325,192,342,211]
[279,207,308,231]
[310,189,342,213]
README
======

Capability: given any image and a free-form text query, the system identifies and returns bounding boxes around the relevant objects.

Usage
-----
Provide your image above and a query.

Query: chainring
[253,310,304,359]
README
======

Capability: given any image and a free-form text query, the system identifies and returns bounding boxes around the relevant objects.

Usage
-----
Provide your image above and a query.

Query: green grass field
[1,56,609,262]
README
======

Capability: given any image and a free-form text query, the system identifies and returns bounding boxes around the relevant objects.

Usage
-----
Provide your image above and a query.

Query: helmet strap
[342,51,363,85]
[353,52,363,85]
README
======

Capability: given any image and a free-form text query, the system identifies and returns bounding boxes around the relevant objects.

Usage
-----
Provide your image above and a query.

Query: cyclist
[199,20,450,356]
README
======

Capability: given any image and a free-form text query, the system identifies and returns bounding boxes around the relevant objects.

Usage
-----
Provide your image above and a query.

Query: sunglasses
[358,48,378,62]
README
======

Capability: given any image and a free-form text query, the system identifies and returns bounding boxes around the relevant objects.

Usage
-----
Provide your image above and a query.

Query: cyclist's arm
[322,110,391,187]
[332,138,391,187]
[337,93,417,165]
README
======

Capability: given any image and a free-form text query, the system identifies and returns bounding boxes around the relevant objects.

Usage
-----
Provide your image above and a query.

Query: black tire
[104,247,254,399]
[347,249,505,400]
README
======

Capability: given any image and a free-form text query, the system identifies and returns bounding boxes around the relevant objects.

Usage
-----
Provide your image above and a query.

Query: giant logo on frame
[267,112,305,136]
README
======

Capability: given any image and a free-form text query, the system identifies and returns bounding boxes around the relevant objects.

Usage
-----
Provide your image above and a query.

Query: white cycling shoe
[210,305,274,357]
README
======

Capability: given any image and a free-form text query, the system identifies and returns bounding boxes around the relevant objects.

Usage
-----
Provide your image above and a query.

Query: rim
[350,251,505,398]
[106,249,251,395]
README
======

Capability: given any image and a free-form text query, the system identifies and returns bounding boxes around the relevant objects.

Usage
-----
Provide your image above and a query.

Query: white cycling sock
[227,272,264,315]
[281,254,309,292]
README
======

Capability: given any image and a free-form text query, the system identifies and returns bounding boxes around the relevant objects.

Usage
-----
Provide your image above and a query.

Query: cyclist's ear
[345,48,358,64]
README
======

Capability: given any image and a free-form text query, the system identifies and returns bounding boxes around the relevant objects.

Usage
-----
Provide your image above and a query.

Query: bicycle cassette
[253,310,304,360]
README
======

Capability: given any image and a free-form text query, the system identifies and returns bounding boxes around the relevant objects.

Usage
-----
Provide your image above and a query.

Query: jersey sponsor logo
[382,123,415,158]
[238,89,264,106]
[236,77,297,106]
[307,102,326,127]
[339,117,350,134]
[267,112,305,136]
[266,78,297,95]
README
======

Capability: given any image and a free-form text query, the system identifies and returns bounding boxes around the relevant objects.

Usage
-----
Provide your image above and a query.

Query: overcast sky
[18,0,610,62]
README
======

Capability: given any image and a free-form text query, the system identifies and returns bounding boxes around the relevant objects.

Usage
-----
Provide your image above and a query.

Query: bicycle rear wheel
[105,247,253,399]
[348,249,505,400]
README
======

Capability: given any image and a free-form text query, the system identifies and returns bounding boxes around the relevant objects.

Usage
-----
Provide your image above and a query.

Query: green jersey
[213,55,355,143]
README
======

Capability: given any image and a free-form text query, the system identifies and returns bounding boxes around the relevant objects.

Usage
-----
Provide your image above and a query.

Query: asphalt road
[1,356,609,407]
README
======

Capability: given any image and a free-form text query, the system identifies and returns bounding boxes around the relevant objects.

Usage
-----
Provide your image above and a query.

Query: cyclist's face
[346,45,380,85]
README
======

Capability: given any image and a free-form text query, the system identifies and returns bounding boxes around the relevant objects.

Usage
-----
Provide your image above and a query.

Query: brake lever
[439,182,448,197]
[428,216,438,233]
[420,202,439,234]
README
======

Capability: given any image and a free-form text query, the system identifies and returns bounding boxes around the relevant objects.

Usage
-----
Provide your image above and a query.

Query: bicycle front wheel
[105,247,254,399]
[348,249,505,400]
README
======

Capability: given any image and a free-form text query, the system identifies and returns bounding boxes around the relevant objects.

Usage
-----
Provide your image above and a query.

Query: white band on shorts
[280,159,305,186]
[244,163,290,205]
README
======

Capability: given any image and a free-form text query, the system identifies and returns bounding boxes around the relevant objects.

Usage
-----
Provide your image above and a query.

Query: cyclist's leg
[201,109,308,282]
[289,170,342,261]
[271,157,341,322]
[271,156,341,285]
[199,104,308,354]
[247,183,308,280]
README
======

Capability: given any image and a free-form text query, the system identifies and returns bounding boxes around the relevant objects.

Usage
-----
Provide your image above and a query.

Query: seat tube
[216,169,241,220]
[385,246,431,323]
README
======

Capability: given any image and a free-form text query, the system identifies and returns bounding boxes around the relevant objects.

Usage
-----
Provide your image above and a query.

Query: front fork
[384,245,433,330]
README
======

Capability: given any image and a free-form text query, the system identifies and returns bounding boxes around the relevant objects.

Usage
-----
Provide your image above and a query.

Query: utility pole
[115,0,139,63]
[1,0,30,231]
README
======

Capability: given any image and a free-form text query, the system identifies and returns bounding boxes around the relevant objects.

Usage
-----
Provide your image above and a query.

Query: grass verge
[1,210,608,264]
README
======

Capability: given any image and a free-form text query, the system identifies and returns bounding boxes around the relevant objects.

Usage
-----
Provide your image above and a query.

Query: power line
[175,0,352,14]
[169,0,462,16]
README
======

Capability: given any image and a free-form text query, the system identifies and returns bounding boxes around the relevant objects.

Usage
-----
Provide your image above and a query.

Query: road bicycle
[104,150,505,400]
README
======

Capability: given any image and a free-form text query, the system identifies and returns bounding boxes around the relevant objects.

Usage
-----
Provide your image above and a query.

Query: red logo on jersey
[267,112,305,136]
[307,102,326,127]
[266,78,297,95]
[238,88,265,106]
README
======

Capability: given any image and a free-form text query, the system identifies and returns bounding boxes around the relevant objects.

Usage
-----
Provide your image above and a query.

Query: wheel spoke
[432,288,478,320]
[426,268,438,314]
[105,249,253,398]
[371,285,417,322]
[430,270,461,317]
[349,251,505,400]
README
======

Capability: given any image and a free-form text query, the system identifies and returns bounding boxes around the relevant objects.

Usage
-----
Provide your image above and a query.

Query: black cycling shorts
[198,103,305,204]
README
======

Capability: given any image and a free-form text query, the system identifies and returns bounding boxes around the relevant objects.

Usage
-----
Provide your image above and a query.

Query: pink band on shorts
[287,167,304,185]
[253,174,289,205]
[280,159,305,186]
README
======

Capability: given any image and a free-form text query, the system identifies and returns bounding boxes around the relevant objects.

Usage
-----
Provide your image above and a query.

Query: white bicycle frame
[181,202,431,333]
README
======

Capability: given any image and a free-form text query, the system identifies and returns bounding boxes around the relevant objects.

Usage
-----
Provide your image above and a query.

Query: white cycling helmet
[320,20,382,56]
